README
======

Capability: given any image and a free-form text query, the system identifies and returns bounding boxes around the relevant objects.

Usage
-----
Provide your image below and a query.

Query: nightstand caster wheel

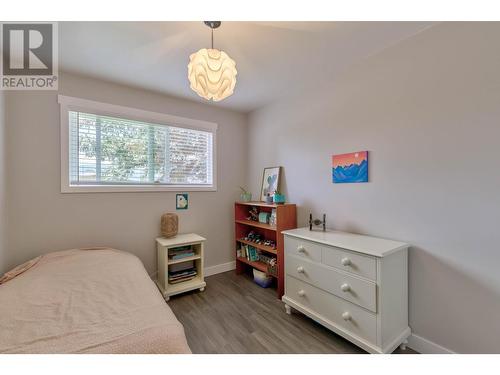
[285,304,292,315]
[199,287,205,292]
[399,339,408,351]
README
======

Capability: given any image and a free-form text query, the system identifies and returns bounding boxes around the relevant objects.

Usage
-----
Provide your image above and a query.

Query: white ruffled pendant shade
[188,48,237,102]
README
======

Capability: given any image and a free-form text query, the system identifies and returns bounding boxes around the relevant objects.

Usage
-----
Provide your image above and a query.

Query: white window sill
[61,184,217,193]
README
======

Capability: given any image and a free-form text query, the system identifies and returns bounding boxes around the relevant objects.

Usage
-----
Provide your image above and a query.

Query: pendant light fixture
[187,21,237,102]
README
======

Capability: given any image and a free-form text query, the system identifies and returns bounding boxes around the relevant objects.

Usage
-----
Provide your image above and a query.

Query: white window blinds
[68,111,214,187]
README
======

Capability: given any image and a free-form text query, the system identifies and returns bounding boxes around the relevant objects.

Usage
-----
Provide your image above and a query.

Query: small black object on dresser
[309,213,326,231]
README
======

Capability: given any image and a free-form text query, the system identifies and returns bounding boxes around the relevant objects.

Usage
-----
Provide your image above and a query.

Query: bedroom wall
[247,22,500,353]
[0,90,6,274]
[4,71,247,275]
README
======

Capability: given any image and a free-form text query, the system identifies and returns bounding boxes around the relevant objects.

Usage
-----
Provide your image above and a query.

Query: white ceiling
[59,22,436,113]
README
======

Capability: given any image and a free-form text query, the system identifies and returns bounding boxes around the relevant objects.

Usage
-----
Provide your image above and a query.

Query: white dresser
[282,228,410,354]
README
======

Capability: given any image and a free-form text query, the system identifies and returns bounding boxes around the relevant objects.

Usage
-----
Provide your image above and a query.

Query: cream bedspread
[0,248,191,354]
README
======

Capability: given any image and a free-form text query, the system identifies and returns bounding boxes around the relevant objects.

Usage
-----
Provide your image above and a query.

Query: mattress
[0,248,191,354]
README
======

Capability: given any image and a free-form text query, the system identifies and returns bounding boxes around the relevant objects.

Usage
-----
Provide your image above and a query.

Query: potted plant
[273,190,286,204]
[239,186,252,202]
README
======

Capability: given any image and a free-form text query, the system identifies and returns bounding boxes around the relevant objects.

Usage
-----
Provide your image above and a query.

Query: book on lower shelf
[236,243,278,277]
[169,276,196,284]
[169,260,194,273]
[248,246,259,261]
[238,243,260,261]
[168,267,197,284]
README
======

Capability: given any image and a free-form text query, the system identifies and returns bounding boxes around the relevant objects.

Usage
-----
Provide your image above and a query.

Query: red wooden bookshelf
[234,201,297,298]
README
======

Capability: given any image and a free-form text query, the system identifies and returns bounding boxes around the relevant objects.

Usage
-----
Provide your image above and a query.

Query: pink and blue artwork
[332,151,368,183]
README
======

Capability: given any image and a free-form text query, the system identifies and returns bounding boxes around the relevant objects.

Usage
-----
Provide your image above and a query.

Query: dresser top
[282,227,409,257]
[156,233,206,247]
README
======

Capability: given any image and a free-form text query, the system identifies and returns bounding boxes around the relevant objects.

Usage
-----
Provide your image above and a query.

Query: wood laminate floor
[168,271,416,354]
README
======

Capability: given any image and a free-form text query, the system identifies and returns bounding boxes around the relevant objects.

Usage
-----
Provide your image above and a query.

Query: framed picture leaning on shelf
[260,166,281,201]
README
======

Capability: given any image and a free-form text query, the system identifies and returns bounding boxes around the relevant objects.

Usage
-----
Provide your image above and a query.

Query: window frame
[59,95,218,193]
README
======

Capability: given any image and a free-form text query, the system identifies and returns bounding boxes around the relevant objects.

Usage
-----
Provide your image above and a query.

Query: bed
[0,248,191,354]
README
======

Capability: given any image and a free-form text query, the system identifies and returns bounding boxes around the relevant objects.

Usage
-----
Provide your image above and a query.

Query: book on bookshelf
[248,246,259,262]
[240,244,249,259]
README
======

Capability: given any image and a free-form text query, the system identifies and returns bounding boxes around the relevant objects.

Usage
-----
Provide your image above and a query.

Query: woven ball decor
[161,213,178,238]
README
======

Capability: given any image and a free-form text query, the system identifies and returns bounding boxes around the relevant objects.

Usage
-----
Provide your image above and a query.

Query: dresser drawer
[285,275,377,344]
[286,254,377,312]
[285,236,322,263]
[322,245,377,281]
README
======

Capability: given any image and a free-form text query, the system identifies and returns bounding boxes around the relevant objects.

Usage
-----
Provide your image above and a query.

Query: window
[59,95,217,192]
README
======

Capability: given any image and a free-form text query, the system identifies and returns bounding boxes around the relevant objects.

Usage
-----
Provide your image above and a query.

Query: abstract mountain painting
[332,151,368,183]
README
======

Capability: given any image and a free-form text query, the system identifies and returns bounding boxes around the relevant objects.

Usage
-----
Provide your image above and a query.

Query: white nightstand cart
[155,233,206,301]
[282,228,410,354]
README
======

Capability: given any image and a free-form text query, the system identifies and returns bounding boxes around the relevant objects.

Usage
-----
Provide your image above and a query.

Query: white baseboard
[407,333,455,354]
[204,260,236,277]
